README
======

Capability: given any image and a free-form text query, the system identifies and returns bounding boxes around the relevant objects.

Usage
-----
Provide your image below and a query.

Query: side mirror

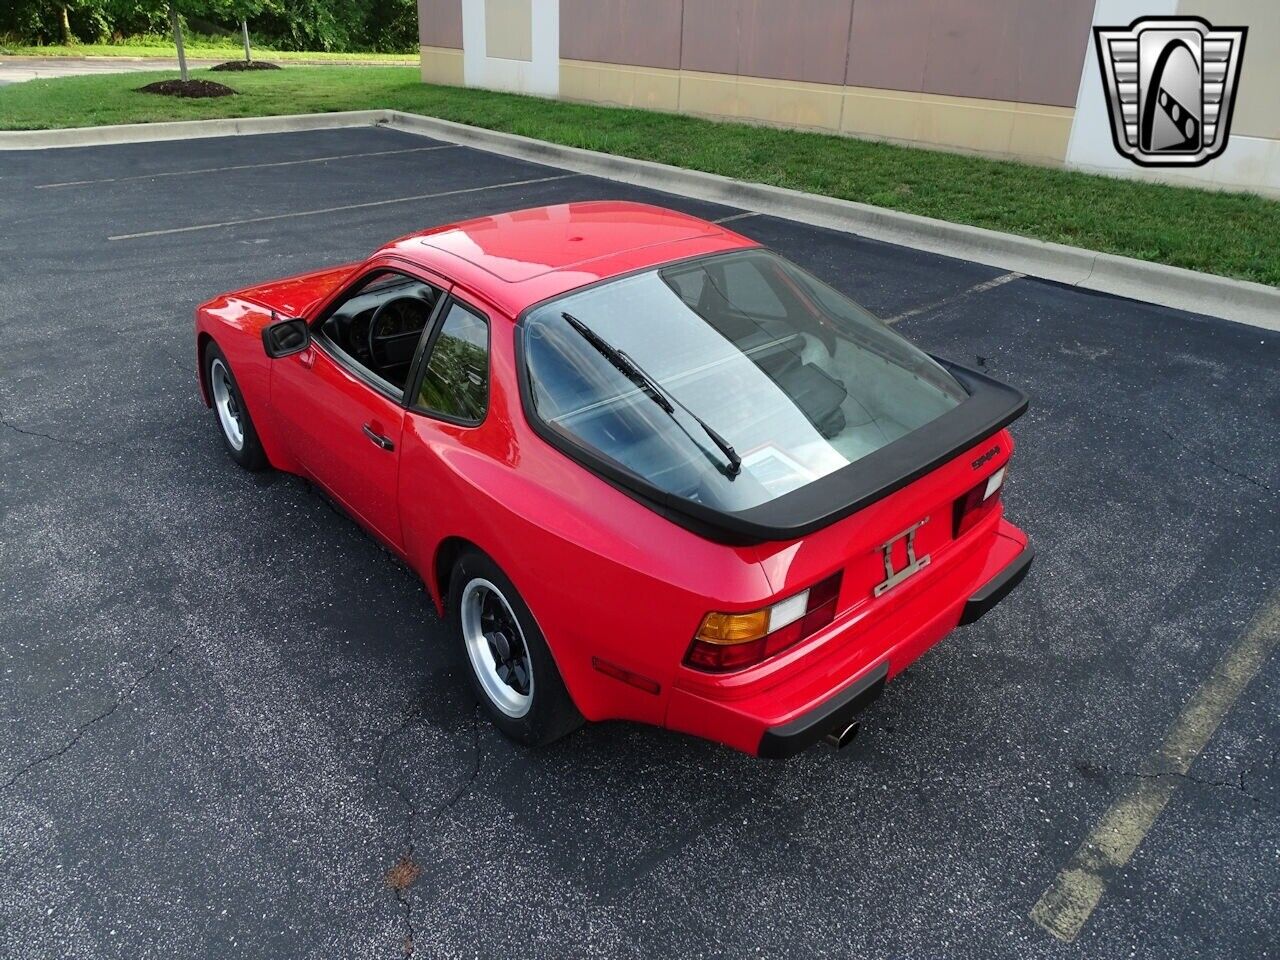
[262,316,310,358]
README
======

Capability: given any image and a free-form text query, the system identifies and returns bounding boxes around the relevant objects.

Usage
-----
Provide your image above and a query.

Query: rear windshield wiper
[561,312,742,477]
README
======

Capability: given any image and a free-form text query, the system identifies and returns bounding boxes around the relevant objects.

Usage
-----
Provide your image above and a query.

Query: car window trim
[308,264,449,407]
[405,294,492,428]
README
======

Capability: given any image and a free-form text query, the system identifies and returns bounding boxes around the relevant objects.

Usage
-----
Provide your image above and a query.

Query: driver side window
[317,271,442,393]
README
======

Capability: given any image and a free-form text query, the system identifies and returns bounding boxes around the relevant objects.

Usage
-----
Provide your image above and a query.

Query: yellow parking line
[1030,588,1280,942]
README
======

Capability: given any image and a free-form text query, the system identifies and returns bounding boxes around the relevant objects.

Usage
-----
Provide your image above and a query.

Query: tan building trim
[420,45,465,86]
[678,69,847,134]
[559,60,680,111]
[557,59,1075,164]
[842,87,1074,163]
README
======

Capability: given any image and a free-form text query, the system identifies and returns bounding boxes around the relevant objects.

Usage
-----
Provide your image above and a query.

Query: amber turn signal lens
[686,573,843,672]
[696,609,771,644]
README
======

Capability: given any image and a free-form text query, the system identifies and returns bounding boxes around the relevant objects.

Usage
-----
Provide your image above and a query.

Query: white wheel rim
[210,358,245,451]
[460,578,534,718]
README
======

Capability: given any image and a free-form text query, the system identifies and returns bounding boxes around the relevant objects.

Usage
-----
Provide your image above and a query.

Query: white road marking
[36,145,459,189]
[883,271,1023,324]
[1030,588,1280,943]
[712,212,760,225]
[106,174,577,240]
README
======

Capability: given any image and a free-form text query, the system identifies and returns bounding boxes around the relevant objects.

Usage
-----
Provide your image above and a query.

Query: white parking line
[35,145,459,189]
[106,174,577,240]
[712,212,759,225]
[883,271,1023,324]
[1029,588,1280,943]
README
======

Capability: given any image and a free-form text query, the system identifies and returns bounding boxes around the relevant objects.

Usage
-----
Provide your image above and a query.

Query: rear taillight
[685,573,842,672]
[954,466,1006,537]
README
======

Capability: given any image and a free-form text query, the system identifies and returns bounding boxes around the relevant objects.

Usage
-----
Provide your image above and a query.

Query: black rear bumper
[958,544,1035,626]
[756,661,889,759]
[756,543,1034,758]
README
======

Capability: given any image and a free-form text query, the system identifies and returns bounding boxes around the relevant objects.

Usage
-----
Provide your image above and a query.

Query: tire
[204,341,268,472]
[447,550,583,747]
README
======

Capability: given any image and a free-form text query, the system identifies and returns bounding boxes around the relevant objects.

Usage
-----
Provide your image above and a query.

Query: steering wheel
[367,297,425,371]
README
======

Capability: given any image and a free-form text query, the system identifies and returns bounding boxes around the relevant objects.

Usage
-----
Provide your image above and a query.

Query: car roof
[373,201,758,318]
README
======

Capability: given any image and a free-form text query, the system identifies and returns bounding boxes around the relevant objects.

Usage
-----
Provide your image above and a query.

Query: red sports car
[195,201,1032,757]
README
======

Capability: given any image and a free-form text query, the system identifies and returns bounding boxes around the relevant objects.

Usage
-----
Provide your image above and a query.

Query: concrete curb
[0,110,385,149]
[2,109,1275,330]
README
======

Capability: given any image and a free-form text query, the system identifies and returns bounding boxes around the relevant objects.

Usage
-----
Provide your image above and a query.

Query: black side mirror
[262,316,310,358]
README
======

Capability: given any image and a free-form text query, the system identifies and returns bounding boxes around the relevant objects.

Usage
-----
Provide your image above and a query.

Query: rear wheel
[448,550,582,746]
[204,342,267,472]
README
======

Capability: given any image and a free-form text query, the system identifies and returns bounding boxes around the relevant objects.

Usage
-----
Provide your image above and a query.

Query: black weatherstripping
[516,322,1030,544]
[757,660,889,759]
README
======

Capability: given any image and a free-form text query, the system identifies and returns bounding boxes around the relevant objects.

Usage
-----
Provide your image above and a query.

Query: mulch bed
[136,79,237,98]
[210,60,282,72]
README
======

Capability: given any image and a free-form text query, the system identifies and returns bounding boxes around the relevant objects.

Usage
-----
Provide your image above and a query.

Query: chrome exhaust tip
[824,720,860,750]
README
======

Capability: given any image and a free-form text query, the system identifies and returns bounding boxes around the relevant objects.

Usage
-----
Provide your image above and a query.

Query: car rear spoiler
[547,358,1029,545]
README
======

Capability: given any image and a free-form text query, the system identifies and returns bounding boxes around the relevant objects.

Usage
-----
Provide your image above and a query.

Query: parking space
[1,126,1276,960]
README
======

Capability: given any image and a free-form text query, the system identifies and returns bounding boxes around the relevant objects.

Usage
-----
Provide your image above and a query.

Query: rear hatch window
[521,249,1024,542]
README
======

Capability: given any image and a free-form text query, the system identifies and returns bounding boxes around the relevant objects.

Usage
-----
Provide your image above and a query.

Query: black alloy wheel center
[480,598,530,695]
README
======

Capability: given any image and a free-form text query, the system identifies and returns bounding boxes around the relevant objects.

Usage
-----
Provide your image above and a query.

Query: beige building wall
[418,0,464,85]
[485,0,533,61]
[419,0,1277,186]
[556,70,1075,165]
[1178,0,1280,139]
[554,0,1090,164]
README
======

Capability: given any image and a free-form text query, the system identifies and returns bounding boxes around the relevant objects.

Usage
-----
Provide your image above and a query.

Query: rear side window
[415,302,489,423]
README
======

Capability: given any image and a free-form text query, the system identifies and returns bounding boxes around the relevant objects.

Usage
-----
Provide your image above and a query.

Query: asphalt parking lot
[1,125,1276,959]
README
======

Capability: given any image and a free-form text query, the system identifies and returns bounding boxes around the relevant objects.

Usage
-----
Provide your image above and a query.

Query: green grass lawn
[0,42,414,63]
[2,66,1277,286]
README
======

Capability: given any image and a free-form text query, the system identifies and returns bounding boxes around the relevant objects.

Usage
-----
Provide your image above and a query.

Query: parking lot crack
[1,639,182,793]
[375,705,424,957]
[0,417,89,446]
[1238,747,1278,802]
[1076,757,1274,813]
[1161,427,1275,496]
[0,401,98,448]
[373,700,484,955]
[441,705,482,812]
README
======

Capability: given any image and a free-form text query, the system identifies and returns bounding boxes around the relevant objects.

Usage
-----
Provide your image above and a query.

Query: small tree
[166,1,187,80]
[198,0,267,61]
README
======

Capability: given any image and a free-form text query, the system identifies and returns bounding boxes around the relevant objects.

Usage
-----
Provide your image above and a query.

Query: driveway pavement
[0,127,1276,959]
[0,56,213,85]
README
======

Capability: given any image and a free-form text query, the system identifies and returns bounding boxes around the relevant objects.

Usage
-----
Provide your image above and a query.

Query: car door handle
[362,424,395,451]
